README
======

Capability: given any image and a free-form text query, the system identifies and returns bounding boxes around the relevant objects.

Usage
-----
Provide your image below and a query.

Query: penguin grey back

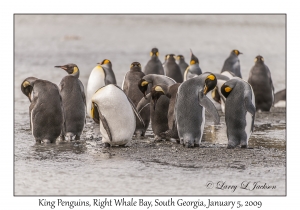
[143,48,164,75]
[21,78,63,143]
[99,59,117,85]
[247,55,274,111]
[221,49,242,78]
[176,55,189,77]
[164,54,183,83]
[221,78,255,148]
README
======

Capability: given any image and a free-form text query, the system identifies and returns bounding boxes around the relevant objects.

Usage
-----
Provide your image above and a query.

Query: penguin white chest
[199,107,205,142]
[86,66,106,117]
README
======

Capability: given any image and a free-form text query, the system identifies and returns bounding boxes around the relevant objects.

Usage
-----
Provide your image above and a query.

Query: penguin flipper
[183,66,190,81]
[136,93,151,113]
[244,97,256,117]
[198,91,220,125]
[127,96,145,127]
[98,108,112,142]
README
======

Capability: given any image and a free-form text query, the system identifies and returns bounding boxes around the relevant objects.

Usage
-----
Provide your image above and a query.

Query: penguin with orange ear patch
[221,49,243,78]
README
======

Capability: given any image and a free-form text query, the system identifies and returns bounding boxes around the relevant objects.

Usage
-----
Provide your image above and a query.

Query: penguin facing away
[21,77,63,143]
[175,72,220,148]
[122,62,150,137]
[221,77,256,149]
[184,49,202,81]
[143,48,165,75]
[55,63,86,140]
[176,55,189,77]
[86,59,117,118]
[221,49,243,78]
[151,83,181,141]
[90,84,144,147]
[164,54,183,83]
[136,74,176,140]
[247,55,274,111]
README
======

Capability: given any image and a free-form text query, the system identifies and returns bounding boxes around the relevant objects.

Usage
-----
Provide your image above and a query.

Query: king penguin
[221,49,243,78]
[164,54,183,83]
[122,62,150,137]
[55,63,86,140]
[143,48,165,75]
[176,55,189,77]
[274,89,286,107]
[221,77,256,149]
[86,59,117,118]
[175,72,220,148]
[136,74,176,140]
[91,84,144,147]
[151,83,181,141]
[184,49,202,81]
[21,77,63,143]
[248,55,274,111]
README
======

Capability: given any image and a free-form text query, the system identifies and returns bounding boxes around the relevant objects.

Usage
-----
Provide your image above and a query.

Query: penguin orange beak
[55,65,68,70]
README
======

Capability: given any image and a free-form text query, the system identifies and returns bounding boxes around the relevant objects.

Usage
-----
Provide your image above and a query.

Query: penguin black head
[130,62,142,71]
[254,55,264,64]
[55,63,79,77]
[166,54,176,61]
[190,49,199,65]
[99,59,112,66]
[138,79,149,98]
[150,48,159,57]
[90,102,100,124]
[232,49,243,56]
[21,77,38,102]
[176,55,185,61]
[151,85,165,111]
[203,74,217,95]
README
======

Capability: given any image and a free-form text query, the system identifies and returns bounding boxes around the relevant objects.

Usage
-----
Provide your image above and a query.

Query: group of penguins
[21,48,286,148]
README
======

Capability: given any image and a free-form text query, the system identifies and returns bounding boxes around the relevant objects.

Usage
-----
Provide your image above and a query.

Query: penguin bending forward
[55,63,86,140]
[175,73,220,147]
[91,84,144,147]
[221,77,256,149]
[21,77,63,143]
[136,74,176,140]
[86,59,117,118]
[122,62,150,137]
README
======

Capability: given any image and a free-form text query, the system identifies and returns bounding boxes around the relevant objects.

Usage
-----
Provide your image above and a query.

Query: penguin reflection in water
[55,63,86,140]
[21,77,63,143]
[175,73,220,148]
[221,78,256,149]
[91,84,144,147]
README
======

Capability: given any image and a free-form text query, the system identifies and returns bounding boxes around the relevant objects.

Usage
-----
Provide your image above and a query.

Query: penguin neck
[71,70,80,78]
[151,56,159,61]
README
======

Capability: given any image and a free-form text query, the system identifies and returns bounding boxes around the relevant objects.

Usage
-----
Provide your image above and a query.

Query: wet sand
[14,15,286,196]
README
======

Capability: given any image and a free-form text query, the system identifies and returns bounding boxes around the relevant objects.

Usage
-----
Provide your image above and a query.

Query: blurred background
[15,15,285,104]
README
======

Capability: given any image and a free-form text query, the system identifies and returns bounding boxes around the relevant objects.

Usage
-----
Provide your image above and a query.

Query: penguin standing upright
[55,63,86,140]
[91,84,144,147]
[164,54,183,83]
[122,62,150,137]
[176,55,189,77]
[86,59,117,118]
[184,49,202,81]
[136,74,176,140]
[151,83,181,141]
[21,77,63,143]
[143,48,164,75]
[221,78,256,149]
[221,49,243,78]
[175,72,220,147]
[248,55,274,111]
